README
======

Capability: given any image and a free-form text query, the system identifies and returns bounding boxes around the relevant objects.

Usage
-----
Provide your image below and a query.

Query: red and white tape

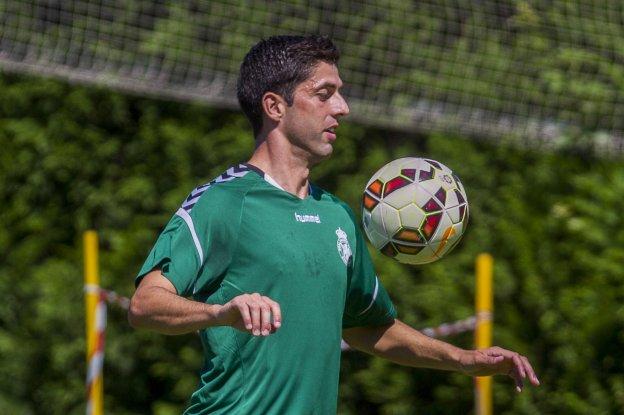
[421,316,477,338]
[341,316,478,351]
[98,288,130,310]
[84,285,130,415]
[83,287,480,358]
[84,287,107,415]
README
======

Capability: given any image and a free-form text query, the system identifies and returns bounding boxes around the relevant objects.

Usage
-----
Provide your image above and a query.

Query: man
[129,35,539,414]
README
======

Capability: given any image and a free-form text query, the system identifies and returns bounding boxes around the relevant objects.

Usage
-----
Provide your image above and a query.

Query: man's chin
[309,145,334,166]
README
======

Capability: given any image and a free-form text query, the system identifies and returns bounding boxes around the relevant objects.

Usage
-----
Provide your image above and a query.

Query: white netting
[1,1,623,150]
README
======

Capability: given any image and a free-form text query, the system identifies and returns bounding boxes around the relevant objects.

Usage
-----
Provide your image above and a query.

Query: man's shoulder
[180,164,259,214]
[311,184,354,214]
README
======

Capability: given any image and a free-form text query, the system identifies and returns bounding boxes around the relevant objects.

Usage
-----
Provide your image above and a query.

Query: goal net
[1,1,622,150]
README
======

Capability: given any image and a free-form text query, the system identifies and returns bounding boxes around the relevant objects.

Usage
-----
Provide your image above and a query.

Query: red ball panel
[395,243,425,255]
[418,167,434,182]
[394,228,424,243]
[383,176,411,197]
[422,213,442,240]
[367,179,383,197]
[423,198,442,213]
[401,168,416,181]
[380,242,398,258]
[362,193,379,211]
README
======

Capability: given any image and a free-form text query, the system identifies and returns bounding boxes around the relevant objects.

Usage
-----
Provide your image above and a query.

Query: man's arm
[343,319,539,392]
[128,270,281,336]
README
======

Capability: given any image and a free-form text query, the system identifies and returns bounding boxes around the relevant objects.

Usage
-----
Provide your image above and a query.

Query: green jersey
[137,163,396,415]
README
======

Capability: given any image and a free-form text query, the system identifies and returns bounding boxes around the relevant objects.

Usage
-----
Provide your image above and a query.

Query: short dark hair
[237,35,340,136]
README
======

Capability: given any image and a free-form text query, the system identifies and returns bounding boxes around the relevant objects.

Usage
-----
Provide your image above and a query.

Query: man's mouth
[324,125,338,141]
[323,127,336,141]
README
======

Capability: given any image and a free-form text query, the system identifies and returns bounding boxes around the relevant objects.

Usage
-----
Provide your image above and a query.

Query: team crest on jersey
[335,227,352,266]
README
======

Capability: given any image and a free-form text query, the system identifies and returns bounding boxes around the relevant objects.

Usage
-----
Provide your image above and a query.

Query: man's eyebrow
[313,81,342,90]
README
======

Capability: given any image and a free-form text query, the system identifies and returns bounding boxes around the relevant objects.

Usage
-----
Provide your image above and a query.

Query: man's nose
[334,93,350,117]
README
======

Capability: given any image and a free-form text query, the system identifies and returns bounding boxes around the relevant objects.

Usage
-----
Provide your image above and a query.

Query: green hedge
[1,73,623,414]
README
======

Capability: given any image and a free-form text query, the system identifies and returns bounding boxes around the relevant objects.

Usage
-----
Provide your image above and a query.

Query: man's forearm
[343,318,540,391]
[343,319,464,371]
[129,271,282,336]
[128,285,219,335]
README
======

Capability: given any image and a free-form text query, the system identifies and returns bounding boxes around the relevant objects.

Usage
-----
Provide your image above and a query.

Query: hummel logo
[294,213,321,223]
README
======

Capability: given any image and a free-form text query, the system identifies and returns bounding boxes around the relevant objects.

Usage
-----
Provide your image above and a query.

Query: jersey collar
[243,163,313,197]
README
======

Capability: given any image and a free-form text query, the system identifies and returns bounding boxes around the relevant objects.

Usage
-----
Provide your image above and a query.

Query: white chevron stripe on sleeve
[358,276,380,316]
[175,208,204,264]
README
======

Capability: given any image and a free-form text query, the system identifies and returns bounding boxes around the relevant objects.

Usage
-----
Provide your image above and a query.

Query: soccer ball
[362,157,469,264]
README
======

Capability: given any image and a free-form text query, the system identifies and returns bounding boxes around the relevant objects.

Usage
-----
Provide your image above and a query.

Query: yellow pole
[84,230,103,415]
[475,253,493,415]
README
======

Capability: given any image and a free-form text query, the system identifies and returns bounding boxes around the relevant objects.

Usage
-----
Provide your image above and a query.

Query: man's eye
[317,90,331,100]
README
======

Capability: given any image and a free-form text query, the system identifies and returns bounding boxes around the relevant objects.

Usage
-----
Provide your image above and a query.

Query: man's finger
[489,355,504,365]
[508,366,524,392]
[260,303,271,336]
[486,346,504,355]
[515,374,524,393]
[521,355,540,385]
[237,302,253,331]
[263,297,282,329]
[512,354,527,379]
[249,302,261,336]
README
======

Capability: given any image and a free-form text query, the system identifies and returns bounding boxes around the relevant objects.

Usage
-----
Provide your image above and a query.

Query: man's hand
[129,272,282,336]
[212,293,282,336]
[459,346,540,392]
[343,320,540,393]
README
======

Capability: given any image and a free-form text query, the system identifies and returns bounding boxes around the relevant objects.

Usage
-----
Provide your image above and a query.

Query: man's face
[280,62,350,163]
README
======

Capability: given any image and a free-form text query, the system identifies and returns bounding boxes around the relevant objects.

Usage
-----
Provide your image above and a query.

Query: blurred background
[1,1,624,414]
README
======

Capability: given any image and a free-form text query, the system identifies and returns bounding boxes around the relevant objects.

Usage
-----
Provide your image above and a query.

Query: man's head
[237,35,341,137]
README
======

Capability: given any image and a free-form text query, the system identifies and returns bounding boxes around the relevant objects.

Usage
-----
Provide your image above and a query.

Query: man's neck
[247,134,312,199]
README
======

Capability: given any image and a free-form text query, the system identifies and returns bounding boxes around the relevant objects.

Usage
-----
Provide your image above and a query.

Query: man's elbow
[127,293,148,329]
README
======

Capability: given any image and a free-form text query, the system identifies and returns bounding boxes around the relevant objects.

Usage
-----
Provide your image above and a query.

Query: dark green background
[1,72,623,414]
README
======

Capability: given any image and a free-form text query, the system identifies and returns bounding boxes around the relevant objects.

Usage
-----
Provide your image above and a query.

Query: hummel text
[294,213,321,223]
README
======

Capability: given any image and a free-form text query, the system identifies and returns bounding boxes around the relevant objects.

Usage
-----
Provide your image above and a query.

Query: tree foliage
[3,1,624,142]
[1,72,624,415]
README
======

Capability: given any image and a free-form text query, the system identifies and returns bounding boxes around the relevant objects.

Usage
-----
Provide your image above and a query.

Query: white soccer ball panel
[366,227,389,249]
[367,205,386,237]
[446,205,462,224]
[417,179,441,199]
[398,203,426,230]
[363,209,388,249]
[380,204,402,236]
[446,189,460,208]
[383,182,419,210]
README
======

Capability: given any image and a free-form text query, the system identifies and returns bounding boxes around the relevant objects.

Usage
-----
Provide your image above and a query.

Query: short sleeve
[342,207,397,328]
[136,214,201,296]
[136,185,243,298]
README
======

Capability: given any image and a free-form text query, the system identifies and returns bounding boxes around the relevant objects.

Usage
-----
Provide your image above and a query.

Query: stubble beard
[288,130,333,167]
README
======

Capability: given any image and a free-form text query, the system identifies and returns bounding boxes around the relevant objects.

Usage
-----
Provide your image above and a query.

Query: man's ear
[262,92,287,122]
